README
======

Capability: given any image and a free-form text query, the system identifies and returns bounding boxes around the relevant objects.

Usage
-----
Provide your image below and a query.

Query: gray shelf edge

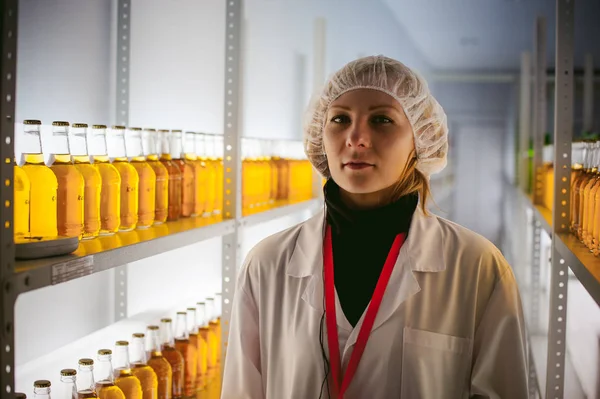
[517,188,552,235]
[12,219,237,295]
[239,199,323,227]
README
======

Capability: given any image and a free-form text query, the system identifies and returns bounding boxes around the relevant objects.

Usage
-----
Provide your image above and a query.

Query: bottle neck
[129,336,147,365]
[184,133,196,159]
[24,153,45,165]
[142,131,159,158]
[96,355,115,383]
[170,133,183,160]
[33,388,51,398]
[160,321,175,347]
[69,130,88,157]
[21,128,43,155]
[196,305,207,328]
[147,330,162,356]
[195,135,205,158]
[60,376,77,398]
[174,314,188,339]
[205,300,215,324]
[53,154,72,164]
[112,346,131,371]
[88,129,109,157]
[107,130,127,159]
[73,155,91,164]
[77,365,95,393]
[187,311,198,334]
[125,131,144,159]
[51,128,70,156]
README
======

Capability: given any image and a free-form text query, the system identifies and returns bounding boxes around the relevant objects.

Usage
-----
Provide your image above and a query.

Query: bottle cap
[112,125,126,130]
[78,358,94,366]
[129,127,142,131]
[52,121,70,127]
[160,318,172,323]
[34,380,51,388]
[98,348,113,355]
[23,120,41,125]
[92,124,107,129]
[132,333,145,338]
[115,341,128,347]
[60,369,77,377]
[72,123,88,128]
[147,325,159,330]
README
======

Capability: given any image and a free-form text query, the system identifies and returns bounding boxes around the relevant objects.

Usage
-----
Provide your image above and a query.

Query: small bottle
[94,351,126,399]
[213,135,224,215]
[15,393,27,399]
[160,318,184,399]
[186,307,200,389]
[159,130,182,221]
[20,120,58,237]
[130,333,158,399]
[204,134,217,215]
[195,302,209,391]
[88,125,121,234]
[125,128,156,228]
[184,131,202,217]
[204,298,219,378]
[214,293,223,365]
[112,342,143,399]
[146,326,173,399]
[49,121,85,239]
[59,369,78,399]
[33,380,52,399]
[14,161,31,238]
[174,311,197,397]
[107,126,139,231]
[77,358,98,398]
[171,130,194,218]
[142,128,169,224]
[70,123,102,239]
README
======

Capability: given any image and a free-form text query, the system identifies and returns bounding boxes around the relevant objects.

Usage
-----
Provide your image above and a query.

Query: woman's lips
[343,162,374,170]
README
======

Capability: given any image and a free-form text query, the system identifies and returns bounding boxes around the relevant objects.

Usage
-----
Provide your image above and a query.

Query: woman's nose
[346,121,371,148]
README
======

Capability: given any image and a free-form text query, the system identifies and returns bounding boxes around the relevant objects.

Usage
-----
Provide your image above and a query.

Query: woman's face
[323,89,415,205]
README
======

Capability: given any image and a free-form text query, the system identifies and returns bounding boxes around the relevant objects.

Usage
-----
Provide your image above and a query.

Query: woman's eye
[372,115,393,124]
[330,115,350,124]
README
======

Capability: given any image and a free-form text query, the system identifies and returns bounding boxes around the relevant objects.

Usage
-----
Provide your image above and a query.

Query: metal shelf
[11,217,236,295]
[239,199,322,227]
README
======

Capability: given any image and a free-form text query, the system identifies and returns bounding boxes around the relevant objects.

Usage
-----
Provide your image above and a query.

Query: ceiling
[381,0,600,71]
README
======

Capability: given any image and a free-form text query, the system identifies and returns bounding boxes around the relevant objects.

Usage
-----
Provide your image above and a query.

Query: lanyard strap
[323,224,406,399]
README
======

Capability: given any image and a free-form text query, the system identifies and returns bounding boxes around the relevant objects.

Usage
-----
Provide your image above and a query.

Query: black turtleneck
[324,179,418,327]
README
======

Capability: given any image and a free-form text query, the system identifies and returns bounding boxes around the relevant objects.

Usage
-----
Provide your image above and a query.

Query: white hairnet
[303,55,448,178]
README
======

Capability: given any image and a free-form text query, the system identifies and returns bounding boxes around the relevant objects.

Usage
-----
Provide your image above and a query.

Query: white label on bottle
[51,256,94,285]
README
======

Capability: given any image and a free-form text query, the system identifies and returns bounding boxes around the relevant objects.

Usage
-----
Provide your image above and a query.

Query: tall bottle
[185,307,200,390]
[130,333,158,399]
[581,142,599,242]
[70,123,101,239]
[195,302,209,392]
[20,120,58,237]
[214,293,223,366]
[204,298,219,379]
[77,358,98,398]
[14,161,30,238]
[183,131,201,217]
[160,318,184,399]
[213,135,224,215]
[112,342,143,399]
[125,128,156,228]
[585,148,600,249]
[145,326,172,399]
[204,134,217,215]
[108,126,139,231]
[34,380,52,399]
[142,129,168,224]
[88,125,121,235]
[94,351,126,399]
[49,121,84,239]
[158,130,182,221]
[59,369,78,399]
[193,133,209,217]
[171,130,194,218]
[174,311,197,397]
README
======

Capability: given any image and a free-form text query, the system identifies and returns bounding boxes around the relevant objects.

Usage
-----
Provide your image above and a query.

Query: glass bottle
[581,142,599,242]
[158,130,182,221]
[142,129,168,224]
[213,135,224,215]
[171,130,194,218]
[130,333,158,399]
[49,121,84,239]
[108,126,139,231]
[585,150,600,249]
[94,351,126,399]
[183,131,199,217]
[194,133,209,217]
[572,141,590,234]
[214,293,223,366]
[77,358,98,398]
[195,302,209,392]
[88,125,121,234]
[59,369,78,399]
[145,326,172,399]
[112,342,143,399]
[15,393,27,399]
[204,298,218,379]
[174,311,197,397]
[185,308,200,390]
[70,123,101,239]
[20,120,58,237]
[125,128,156,228]
[204,134,217,215]
[14,161,30,238]
[33,380,52,399]
[160,318,184,399]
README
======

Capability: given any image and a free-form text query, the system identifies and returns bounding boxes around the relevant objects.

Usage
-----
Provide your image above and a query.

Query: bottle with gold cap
[214,293,223,366]
[125,128,156,228]
[94,350,126,399]
[20,120,58,237]
[184,131,202,217]
[204,134,217,215]
[130,333,158,399]
[145,326,172,399]
[213,135,224,215]
[159,318,184,399]
[107,126,139,231]
[77,358,98,398]
[14,160,30,238]
[33,380,52,399]
[193,133,209,217]
[15,393,27,399]
[195,302,209,392]
[185,307,200,390]
[111,342,143,399]
[69,123,101,239]
[88,125,121,234]
[48,121,84,239]
[170,130,194,218]
[142,129,168,224]
[158,130,182,221]
[174,311,197,397]
[59,368,78,399]
[204,298,219,379]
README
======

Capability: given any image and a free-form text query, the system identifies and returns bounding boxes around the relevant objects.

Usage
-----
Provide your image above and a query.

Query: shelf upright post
[221,0,243,377]
[547,1,574,397]
[519,52,532,193]
[583,54,594,134]
[113,0,131,323]
[0,1,18,397]
[532,17,547,206]
[311,17,326,200]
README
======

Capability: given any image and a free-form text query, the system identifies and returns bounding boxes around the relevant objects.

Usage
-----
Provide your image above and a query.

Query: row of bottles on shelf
[22,296,223,399]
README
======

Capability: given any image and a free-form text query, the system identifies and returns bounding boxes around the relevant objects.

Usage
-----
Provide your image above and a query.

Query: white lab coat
[221,206,529,399]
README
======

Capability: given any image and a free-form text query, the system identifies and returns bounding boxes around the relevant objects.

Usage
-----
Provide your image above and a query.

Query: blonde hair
[388,149,431,215]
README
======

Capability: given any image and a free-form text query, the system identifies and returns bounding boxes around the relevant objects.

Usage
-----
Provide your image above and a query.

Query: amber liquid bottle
[94,350,127,399]
[571,141,591,234]
[77,358,99,398]
[174,311,197,397]
[33,380,52,399]
[195,303,209,392]
[125,128,156,228]
[108,126,139,231]
[194,133,209,217]
[212,135,224,215]
[171,130,194,218]
[145,326,172,399]
[185,308,200,392]
[69,123,101,239]
[130,333,158,399]
[204,298,219,380]
[204,134,217,216]
[49,121,84,239]
[20,120,58,237]
[580,142,599,242]
[113,342,143,399]
[183,132,201,217]
[89,125,121,234]
[59,368,78,399]
[159,130,182,221]
[143,129,168,224]
[160,318,184,399]
[585,154,600,249]
[14,162,30,238]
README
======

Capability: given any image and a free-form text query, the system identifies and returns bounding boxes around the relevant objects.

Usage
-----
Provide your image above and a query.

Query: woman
[221,55,528,399]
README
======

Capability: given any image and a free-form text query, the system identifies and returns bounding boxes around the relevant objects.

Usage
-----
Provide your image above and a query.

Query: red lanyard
[323,224,406,399]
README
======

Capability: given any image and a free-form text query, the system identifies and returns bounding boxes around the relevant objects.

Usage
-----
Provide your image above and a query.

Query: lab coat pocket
[401,327,471,399]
